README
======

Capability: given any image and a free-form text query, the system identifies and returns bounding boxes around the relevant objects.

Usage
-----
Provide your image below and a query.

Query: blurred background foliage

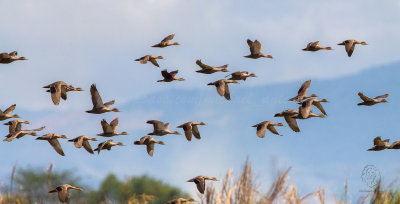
[0,164,189,204]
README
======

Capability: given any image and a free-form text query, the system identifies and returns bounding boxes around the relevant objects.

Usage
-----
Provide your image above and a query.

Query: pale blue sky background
[1,0,400,203]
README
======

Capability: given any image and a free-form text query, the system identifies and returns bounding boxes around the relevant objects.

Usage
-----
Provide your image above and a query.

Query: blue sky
[1,0,400,203]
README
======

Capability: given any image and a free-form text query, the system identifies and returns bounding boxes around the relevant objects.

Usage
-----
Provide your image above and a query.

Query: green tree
[88,174,190,204]
[14,165,88,203]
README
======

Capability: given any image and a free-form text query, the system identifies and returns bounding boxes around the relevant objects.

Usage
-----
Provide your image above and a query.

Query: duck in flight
[195,59,228,74]
[86,84,119,114]
[152,34,179,48]
[134,135,165,157]
[0,51,27,64]
[207,79,238,100]
[187,175,218,194]
[338,40,367,57]
[97,118,127,137]
[244,39,273,59]
[302,41,332,51]
[43,81,83,105]
[288,80,317,102]
[157,69,185,82]
[135,55,163,67]
[252,121,284,138]
[357,93,388,106]
[177,122,206,141]
[49,184,81,203]
[0,104,19,121]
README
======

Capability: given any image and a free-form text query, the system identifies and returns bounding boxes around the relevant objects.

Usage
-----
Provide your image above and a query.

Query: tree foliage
[0,165,189,204]
[88,173,190,204]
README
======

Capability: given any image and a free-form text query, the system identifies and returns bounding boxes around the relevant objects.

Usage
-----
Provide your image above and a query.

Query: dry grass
[198,159,322,204]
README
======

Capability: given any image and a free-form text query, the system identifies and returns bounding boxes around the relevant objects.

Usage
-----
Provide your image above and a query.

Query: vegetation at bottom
[0,160,399,204]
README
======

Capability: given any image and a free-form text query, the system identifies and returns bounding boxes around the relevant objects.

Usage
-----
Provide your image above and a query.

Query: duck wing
[374,94,389,100]
[90,84,104,108]
[49,138,65,156]
[150,58,160,67]
[101,119,113,133]
[195,177,206,194]
[312,101,327,115]
[61,85,68,100]
[192,125,201,139]
[345,41,355,57]
[161,69,171,79]
[110,118,119,132]
[196,60,213,70]
[181,123,193,141]
[267,125,281,135]
[147,120,165,131]
[50,83,62,105]
[254,122,267,138]
[82,140,94,154]
[297,80,311,96]
[284,116,300,132]
[146,143,155,157]
[223,82,231,100]
[358,92,373,102]
[161,34,174,43]
[4,104,16,115]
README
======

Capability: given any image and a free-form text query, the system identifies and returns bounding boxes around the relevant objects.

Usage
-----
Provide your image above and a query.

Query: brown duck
[94,139,124,155]
[3,120,45,142]
[43,81,83,105]
[157,69,185,82]
[388,140,400,149]
[97,118,127,137]
[36,133,67,156]
[68,135,98,154]
[86,84,119,114]
[299,98,328,119]
[207,79,238,100]
[195,59,228,74]
[49,184,81,203]
[134,135,165,157]
[166,198,196,204]
[0,104,19,121]
[288,80,317,102]
[338,40,367,57]
[368,137,390,151]
[244,39,273,59]
[357,93,388,106]
[147,120,180,136]
[0,51,27,64]
[135,55,163,67]
[225,71,256,81]
[252,121,284,138]
[177,122,206,141]
[274,109,300,132]
[187,175,217,194]
[302,41,332,51]
[152,34,179,48]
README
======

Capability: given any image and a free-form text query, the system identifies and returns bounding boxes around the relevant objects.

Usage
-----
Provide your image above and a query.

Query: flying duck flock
[0,35,390,203]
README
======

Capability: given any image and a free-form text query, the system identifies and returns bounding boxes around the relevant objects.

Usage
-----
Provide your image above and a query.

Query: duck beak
[72,186,82,191]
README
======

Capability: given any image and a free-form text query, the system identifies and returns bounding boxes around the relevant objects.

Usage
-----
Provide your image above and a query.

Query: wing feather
[49,138,65,156]
[4,104,16,114]
[90,84,104,108]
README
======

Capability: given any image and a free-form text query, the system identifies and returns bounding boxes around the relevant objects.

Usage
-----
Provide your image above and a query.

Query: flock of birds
[0,34,390,204]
